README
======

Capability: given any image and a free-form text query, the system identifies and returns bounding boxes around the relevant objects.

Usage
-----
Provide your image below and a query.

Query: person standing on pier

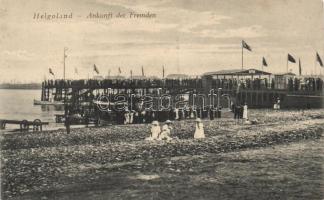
[64,105,71,134]
[129,111,134,124]
[276,98,281,110]
[175,108,179,120]
[243,102,248,121]
[165,120,173,135]
[233,104,242,124]
[124,111,129,124]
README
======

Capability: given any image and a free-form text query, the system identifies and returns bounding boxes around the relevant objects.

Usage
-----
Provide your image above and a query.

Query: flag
[316,52,323,67]
[288,54,296,63]
[141,66,145,76]
[118,67,121,74]
[49,68,54,76]
[93,64,99,74]
[242,40,252,51]
[74,68,78,75]
[262,57,268,67]
[299,59,302,76]
[162,66,165,78]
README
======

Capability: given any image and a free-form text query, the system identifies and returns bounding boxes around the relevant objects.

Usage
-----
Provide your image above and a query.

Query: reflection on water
[0,89,64,130]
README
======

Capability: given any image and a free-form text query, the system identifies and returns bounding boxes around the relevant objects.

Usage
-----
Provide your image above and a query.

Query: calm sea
[0,89,64,130]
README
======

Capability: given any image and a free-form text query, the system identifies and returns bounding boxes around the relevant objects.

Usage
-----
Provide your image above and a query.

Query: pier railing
[40,77,324,108]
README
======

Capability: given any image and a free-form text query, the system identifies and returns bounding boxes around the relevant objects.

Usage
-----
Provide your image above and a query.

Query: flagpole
[241,41,244,70]
[286,57,288,73]
[314,59,317,88]
[314,59,316,76]
[63,48,66,80]
[92,65,94,79]
[298,58,301,76]
[162,65,165,78]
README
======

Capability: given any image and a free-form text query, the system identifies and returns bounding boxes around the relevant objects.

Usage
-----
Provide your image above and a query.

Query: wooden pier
[39,68,324,109]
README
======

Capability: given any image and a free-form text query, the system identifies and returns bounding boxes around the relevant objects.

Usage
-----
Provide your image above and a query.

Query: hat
[162,124,169,131]
[152,121,159,125]
[165,120,172,124]
[195,118,201,122]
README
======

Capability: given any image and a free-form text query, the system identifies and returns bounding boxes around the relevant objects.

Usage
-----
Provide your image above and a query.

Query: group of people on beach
[112,106,222,125]
[145,118,205,141]
[232,102,249,122]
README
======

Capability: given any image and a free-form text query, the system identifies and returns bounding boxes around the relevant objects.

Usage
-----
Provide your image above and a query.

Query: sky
[1,0,324,82]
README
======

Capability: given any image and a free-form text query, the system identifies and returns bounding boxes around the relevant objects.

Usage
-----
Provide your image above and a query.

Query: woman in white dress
[243,103,248,120]
[145,121,161,140]
[194,118,205,139]
[175,108,179,120]
[124,111,129,124]
[276,98,281,110]
[129,111,134,124]
[165,120,173,131]
[158,124,172,141]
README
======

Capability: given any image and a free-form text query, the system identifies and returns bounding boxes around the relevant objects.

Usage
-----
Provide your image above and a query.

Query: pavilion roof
[203,68,272,76]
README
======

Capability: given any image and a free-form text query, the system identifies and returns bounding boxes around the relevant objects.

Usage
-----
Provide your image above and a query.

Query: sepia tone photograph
[0,0,324,199]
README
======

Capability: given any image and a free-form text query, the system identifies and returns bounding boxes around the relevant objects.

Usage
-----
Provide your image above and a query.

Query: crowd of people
[43,76,324,99]
[231,103,249,122]
[104,107,223,125]
[43,78,203,90]
[42,75,324,104]
[287,77,324,92]
[66,97,265,138]
[143,101,260,141]
[211,78,270,90]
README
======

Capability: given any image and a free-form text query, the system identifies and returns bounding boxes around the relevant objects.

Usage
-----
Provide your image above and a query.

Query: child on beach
[158,124,172,141]
[145,121,161,140]
[194,118,205,139]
